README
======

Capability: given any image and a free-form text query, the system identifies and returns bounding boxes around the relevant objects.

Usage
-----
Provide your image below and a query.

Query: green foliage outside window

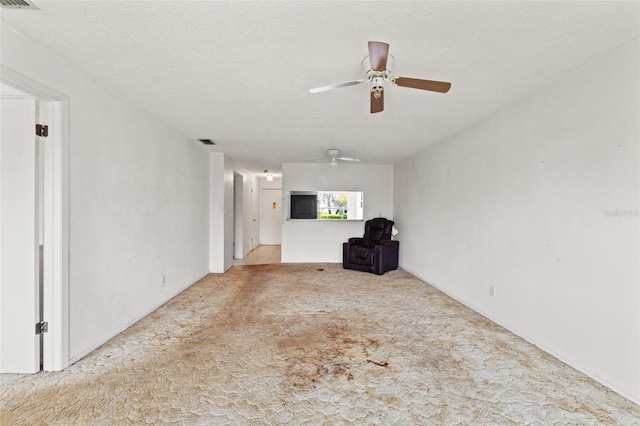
[318,213,347,220]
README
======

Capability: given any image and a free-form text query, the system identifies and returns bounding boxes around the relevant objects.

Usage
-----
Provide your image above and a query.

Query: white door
[251,182,257,251]
[0,98,40,373]
[233,173,243,258]
[260,189,282,245]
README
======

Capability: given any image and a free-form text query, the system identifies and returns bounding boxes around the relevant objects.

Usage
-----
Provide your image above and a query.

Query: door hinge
[36,124,48,137]
[36,321,48,334]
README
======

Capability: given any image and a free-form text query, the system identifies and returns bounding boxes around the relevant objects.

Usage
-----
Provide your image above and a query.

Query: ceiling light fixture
[265,170,274,181]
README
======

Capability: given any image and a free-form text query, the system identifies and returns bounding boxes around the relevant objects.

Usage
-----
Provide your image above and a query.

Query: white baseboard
[399,265,640,406]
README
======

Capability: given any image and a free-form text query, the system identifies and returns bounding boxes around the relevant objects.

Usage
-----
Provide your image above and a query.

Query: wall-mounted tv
[290,194,317,219]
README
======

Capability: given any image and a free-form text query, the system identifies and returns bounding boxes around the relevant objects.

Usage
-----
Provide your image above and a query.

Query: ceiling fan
[309,41,451,114]
[327,149,360,167]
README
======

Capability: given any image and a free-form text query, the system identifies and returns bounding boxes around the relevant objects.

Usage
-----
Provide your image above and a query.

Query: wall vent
[0,0,39,9]
[198,139,216,145]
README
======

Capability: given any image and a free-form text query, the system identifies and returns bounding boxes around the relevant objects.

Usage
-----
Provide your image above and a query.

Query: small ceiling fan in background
[310,41,452,113]
[326,149,360,167]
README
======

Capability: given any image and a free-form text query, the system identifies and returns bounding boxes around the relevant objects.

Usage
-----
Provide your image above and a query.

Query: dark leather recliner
[343,218,399,275]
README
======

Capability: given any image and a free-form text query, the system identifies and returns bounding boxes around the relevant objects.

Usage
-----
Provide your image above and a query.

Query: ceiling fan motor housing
[363,57,393,81]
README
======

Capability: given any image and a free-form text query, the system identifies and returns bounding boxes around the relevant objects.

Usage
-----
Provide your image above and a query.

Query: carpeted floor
[1,264,639,425]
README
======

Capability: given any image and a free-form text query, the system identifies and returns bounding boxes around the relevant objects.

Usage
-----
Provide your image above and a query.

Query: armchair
[343,218,399,275]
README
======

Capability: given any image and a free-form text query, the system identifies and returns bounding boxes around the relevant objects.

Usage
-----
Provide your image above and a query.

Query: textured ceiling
[2,1,639,173]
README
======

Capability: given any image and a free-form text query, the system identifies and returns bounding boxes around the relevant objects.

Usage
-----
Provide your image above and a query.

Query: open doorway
[0,69,69,373]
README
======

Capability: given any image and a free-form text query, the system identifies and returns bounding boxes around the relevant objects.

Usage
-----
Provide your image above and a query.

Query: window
[289,191,364,220]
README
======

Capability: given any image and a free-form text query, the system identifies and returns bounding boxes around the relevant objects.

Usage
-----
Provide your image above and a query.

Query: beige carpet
[1,264,638,425]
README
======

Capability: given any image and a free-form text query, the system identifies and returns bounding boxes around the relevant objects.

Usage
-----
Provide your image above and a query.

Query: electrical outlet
[489,285,496,297]
[160,274,166,287]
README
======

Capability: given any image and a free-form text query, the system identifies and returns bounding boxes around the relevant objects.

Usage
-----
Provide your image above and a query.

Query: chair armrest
[348,237,365,245]
[373,240,400,275]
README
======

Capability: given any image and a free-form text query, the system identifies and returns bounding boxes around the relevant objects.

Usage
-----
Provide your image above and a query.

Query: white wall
[237,165,257,257]
[1,25,210,363]
[209,153,234,273]
[223,157,234,271]
[393,41,640,403]
[210,154,256,270]
[282,163,393,263]
[259,177,283,190]
[209,153,225,273]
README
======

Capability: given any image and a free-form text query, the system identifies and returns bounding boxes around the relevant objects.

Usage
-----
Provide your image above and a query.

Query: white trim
[1,65,70,370]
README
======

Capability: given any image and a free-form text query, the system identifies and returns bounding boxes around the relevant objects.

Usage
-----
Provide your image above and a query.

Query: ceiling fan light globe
[329,159,338,167]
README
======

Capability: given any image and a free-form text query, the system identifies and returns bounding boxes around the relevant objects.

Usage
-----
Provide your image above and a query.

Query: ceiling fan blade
[338,157,361,162]
[391,77,451,93]
[309,80,364,94]
[368,41,389,72]
[370,87,384,114]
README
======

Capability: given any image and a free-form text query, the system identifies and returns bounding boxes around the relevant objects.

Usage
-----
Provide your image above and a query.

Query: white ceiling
[2,1,639,173]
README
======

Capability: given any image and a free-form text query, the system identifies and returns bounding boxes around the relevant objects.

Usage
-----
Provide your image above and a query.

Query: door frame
[1,65,70,371]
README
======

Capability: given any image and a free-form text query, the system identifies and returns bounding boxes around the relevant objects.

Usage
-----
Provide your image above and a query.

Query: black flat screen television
[290,194,317,219]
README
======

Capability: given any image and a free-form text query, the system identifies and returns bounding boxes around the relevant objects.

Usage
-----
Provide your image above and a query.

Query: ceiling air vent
[0,0,39,9]
[198,139,216,145]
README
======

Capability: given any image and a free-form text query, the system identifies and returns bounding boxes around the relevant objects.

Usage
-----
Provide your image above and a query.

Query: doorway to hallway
[233,245,281,266]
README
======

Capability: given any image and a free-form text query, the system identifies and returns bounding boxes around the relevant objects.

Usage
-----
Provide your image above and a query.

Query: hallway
[233,245,281,266]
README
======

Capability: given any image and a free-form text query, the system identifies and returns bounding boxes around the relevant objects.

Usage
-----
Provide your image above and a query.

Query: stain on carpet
[1,264,639,425]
